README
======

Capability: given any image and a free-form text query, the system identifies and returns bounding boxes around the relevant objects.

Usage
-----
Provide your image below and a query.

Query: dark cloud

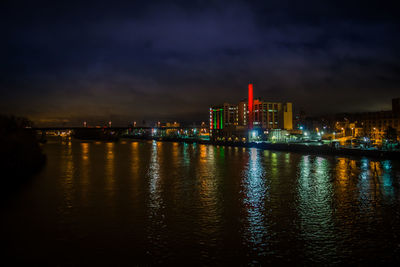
[1,0,399,125]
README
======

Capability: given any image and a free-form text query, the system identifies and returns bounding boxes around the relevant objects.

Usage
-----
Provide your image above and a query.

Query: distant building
[317,98,400,141]
[165,122,180,127]
[351,98,400,140]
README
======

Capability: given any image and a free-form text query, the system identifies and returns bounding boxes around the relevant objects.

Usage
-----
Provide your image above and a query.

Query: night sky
[1,0,399,126]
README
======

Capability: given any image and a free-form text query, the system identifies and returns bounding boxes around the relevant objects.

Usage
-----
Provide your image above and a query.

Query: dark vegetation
[0,115,46,189]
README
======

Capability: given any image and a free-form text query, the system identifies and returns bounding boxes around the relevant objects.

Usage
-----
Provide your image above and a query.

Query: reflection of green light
[219,146,225,159]
[182,143,190,165]
[382,160,391,170]
[213,112,217,130]
[381,160,394,197]
[271,153,277,177]
[220,110,223,129]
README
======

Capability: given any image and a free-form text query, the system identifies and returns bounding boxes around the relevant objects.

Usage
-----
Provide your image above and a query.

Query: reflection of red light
[248,83,253,129]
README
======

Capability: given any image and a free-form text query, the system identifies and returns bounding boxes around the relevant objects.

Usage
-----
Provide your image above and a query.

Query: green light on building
[213,111,217,130]
[220,110,223,129]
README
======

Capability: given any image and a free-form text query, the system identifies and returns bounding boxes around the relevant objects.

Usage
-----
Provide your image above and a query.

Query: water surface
[3,138,400,265]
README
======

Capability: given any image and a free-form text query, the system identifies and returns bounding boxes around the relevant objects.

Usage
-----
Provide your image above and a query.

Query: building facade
[210,84,293,140]
[252,99,293,130]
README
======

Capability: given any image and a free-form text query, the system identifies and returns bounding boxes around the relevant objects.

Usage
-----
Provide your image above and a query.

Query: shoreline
[116,136,400,160]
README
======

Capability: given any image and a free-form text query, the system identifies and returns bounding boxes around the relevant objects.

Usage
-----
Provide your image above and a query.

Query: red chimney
[248,83,253,129]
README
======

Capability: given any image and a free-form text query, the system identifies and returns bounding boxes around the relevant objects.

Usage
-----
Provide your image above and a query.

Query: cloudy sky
[1,0,399,126]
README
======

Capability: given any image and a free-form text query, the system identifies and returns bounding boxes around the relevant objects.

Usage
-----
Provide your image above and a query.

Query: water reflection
[198,145,220,241]
[147,141,167,259]
[182,142,190,166]
[80,142,90,202]
[131,142,139,179]
[59,138,74,216]
[242,148,268,257]
[8,139,400,265]
[297,156,335,262]
[381,160,395,199]
[149,141,162,209]
[105,142,115,199]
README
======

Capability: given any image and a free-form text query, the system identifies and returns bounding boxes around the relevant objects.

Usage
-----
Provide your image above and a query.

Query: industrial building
[209,84,293,140]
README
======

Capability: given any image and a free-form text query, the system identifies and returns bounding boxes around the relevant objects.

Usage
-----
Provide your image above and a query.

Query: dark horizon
[1,0,399,126]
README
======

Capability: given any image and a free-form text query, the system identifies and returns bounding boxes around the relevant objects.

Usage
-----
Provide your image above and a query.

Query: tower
[248,83,254,129]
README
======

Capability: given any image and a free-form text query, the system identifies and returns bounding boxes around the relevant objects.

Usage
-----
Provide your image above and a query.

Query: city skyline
[2,2,400,264]
[1,0,400,125]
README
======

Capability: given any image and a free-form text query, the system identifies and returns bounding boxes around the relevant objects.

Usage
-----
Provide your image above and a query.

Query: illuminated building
[209,84,293,140]
[209,103,238,131]
[333,98,400,141]
[238,100,247,126]
[252,99,293,130]
[165,122,181,136]
[165,122,180,127]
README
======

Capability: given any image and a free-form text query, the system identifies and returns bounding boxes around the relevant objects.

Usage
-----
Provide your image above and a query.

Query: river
[3,137,400,265]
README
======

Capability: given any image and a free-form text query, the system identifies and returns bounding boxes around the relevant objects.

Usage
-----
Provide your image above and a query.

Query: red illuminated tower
[248,83,254,129]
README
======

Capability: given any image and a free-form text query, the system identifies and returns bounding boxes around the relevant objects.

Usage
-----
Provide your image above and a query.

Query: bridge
[33,126,202,131]
[33,126,210,140]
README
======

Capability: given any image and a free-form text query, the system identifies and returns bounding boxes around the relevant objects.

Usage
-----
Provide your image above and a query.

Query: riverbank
[1,116,46,197]
[121,136,400,160]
